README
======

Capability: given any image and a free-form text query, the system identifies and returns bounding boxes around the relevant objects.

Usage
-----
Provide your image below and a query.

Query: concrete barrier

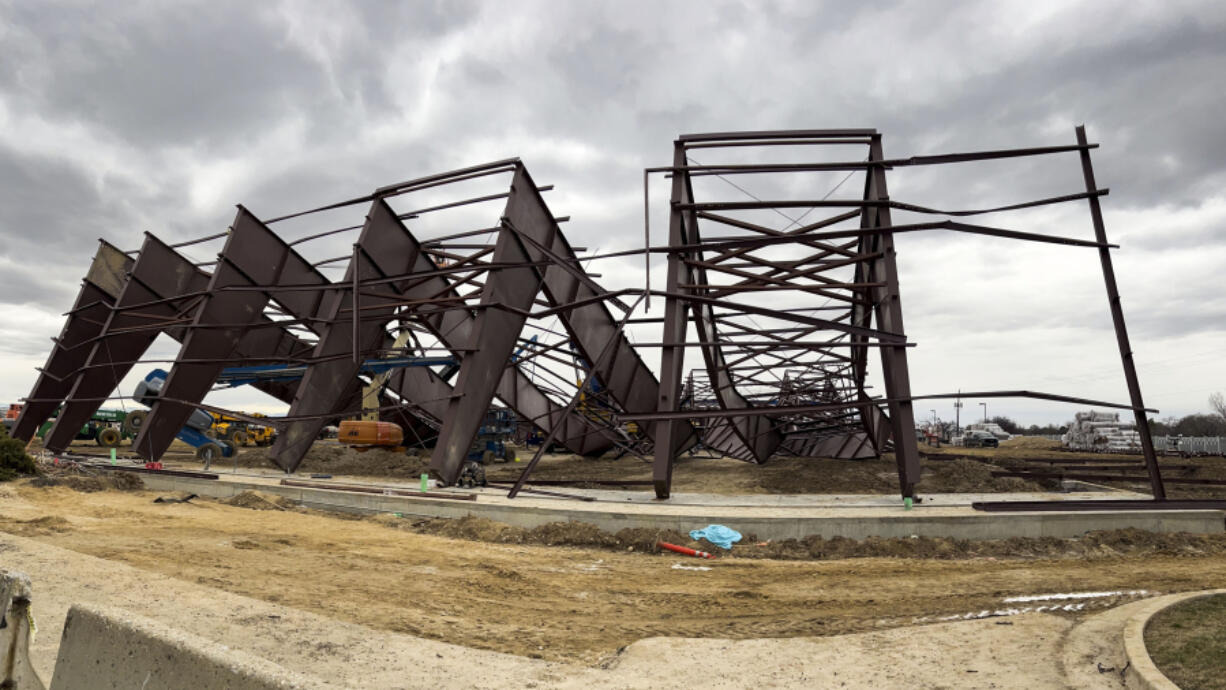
[1,570,47,690]
[49,604,338,690]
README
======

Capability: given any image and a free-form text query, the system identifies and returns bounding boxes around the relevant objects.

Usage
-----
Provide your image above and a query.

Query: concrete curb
[1122,588,1226,690]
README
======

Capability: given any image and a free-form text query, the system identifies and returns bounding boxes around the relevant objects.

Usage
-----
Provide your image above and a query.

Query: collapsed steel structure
[14,127,1218,506]
[14,161,675,488]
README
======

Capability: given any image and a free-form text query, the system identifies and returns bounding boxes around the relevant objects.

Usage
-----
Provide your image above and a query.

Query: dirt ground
[29,438,433,478]
[938,437,1226,499]
[37,435,1226,499]
[391,512,1226,562]
[0,530,1109,689]
[32,437,1054,494]
[3,480,1226,666]
[479,452,1049,494]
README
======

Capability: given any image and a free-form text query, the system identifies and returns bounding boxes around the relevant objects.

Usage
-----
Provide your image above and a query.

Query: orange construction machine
[338,420,404,451]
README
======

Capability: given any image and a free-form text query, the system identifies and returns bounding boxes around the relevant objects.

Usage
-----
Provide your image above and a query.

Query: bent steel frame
[14,160,669,487]
[13,126,1189,507]
[631,126,1169,503]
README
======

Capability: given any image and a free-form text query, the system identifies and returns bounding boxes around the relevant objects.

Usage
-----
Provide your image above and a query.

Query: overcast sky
[1,0,1223,428]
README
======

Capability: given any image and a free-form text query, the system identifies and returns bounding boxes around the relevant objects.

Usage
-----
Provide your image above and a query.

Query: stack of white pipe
[1062,410,1141,452]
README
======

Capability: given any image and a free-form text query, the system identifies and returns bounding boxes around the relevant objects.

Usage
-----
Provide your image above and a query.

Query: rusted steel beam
[193,204,614,474]
[428,217,545,481]
[673,189,1107,216]
[381,210,617,465]
[679,129,878,142]
[659,220,1117,254]
[992,470,1226,486]
[280,479,476,501]
[623,388,1155,422]
[500,168,687,440]
[973,499,1226,512]
[134,208,301,460]
[1075,125,1166,501]
[503,478,655,487]
[1002,463,1197,472]
[12,241,133,441]
[671,140,1095,165]
[271,199,426,470]
[43,235,211,452]
[650,143,699,498]
[375,158,521,196]
[90,464,220,480]
[856,134,921,497]
[684,138,874,149]
[906,390,1157,413]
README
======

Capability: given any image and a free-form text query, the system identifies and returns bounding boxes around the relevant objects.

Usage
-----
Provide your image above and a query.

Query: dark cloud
[3,4,315,149]
[0,142,136,266]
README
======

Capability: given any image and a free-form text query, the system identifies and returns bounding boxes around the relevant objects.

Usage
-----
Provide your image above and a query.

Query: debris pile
[219,490,297,511]
[238,445,431,478]
[29,460,144,492]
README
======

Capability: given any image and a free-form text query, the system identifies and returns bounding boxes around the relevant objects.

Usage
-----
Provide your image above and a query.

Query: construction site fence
[1153,436,1226,456]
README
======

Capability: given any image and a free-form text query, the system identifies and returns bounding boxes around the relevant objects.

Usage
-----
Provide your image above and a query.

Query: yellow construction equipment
[210,412,276,447]
[360,330,415,422]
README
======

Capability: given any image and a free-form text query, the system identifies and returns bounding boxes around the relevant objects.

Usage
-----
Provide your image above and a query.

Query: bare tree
[1212,392,1226,423]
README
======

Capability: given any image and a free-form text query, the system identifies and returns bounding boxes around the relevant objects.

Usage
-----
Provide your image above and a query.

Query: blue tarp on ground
[689,524,742,550]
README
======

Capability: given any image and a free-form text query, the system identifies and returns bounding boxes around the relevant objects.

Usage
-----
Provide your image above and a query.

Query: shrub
[0,437,37,481]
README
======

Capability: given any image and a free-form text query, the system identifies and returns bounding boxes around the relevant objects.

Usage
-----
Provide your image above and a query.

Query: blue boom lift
[124,356,455,466]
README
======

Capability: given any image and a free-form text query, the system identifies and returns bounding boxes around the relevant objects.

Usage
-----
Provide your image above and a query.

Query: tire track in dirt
[2,482,1225,664]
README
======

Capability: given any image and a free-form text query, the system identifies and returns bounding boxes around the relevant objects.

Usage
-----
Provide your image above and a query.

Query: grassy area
[1145,594,1226,690]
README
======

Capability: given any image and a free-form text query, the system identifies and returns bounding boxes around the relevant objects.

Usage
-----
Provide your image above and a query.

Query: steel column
[382,211,619,462]
[498,166,689,450]
[43,235,210,452]
[427,197,546,483]
[270,199,426,470]
[651,142,696,498]
[861,134,921,498]
[12,242,132,441]
[1075,125,1166,500]
[134,208,290,459]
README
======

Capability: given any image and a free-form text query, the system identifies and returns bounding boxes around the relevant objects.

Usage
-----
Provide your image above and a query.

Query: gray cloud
[0,0,1223,423]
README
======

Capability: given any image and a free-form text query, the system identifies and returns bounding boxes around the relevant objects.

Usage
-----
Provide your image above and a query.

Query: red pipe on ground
[657,541,715,559]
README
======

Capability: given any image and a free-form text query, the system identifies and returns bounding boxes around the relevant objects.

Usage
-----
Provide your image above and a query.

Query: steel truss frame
[630,127,1174,504]
[14,127,1197,508]
[14,161,680,487]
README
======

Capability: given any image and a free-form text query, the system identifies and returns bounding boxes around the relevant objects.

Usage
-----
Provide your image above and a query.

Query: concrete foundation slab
[130,471,1225,541]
